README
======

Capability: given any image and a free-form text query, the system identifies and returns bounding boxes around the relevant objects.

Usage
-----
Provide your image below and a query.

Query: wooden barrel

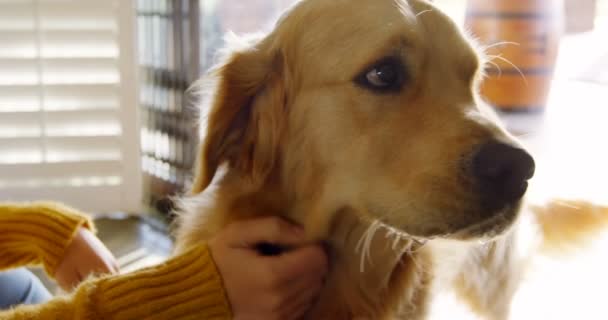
[465,0,564,112]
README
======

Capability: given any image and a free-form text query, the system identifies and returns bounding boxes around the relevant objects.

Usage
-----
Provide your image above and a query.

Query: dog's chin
[387,201,523,243]
[446,201,522,241]
[447,203,522,241]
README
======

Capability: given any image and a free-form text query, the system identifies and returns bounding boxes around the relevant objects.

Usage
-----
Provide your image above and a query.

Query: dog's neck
[304,209,431,318]
[212,172,432,318]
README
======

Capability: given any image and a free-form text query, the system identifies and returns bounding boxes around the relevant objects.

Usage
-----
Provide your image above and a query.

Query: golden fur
[173,0,608,318]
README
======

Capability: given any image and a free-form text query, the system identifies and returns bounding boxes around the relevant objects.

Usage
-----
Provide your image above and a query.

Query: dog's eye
[366,65,398,87]
[355,57,406,92]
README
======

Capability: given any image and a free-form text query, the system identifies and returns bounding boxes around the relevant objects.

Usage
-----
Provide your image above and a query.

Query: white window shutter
[0,0,142,214]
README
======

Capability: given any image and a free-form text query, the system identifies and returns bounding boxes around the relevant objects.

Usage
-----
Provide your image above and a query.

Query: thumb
[225,216,307,248]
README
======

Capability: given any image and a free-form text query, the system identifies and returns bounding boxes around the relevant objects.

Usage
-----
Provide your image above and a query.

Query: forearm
[0,245,232,320]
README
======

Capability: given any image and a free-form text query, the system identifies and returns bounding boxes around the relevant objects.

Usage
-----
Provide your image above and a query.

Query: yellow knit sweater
[0,202,232,320]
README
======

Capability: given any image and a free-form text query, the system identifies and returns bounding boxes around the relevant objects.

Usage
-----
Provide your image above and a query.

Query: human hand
[209,217,328,320]
[54,227,119,291]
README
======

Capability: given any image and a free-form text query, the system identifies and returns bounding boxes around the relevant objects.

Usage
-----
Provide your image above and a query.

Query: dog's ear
[191,41,288,194]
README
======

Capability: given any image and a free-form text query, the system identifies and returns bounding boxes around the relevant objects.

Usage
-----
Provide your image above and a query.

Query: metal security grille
[137,0,200,215]
[136,0,298,216]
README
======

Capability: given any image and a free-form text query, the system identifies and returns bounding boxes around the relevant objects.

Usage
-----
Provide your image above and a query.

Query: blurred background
[0,0,606,318]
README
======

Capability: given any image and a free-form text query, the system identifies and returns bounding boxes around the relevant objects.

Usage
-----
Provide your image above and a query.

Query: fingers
[280,277,323,320]
[267,244,328,283]
[98,249,120,275]
[90,255,119,276]
[286,298,315,320]
[210,216,329,320]
[256,275,322,320]
[79,228,120,275]
[55,266,81,291]
[250,245,326,318]
[102,254,120,275]
[111,260,121,274]
[224,216,306,248]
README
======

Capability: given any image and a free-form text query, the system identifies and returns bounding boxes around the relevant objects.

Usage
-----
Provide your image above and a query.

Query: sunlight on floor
[427,230,608,319]
[512,231,608,320]
[117,247,169,274]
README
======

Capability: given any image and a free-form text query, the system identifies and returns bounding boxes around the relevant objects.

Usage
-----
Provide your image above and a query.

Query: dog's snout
[471,142,536,210]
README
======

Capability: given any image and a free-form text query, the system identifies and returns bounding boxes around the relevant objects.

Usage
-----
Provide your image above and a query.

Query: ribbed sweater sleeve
[0,202,95,276]
[0,244,233,319]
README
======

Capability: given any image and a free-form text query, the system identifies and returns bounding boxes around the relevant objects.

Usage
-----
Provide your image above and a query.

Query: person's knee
[0,268,52,309]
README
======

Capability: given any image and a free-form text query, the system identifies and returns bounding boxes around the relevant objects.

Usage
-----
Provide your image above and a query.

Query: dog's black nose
[472,142,535,210]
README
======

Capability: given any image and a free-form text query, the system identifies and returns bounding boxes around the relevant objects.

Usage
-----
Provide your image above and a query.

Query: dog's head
[191,0,535,241]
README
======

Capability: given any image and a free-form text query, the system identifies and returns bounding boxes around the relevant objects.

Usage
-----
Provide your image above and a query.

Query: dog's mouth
[351,198,522,274]
[380,201,521,244]
[448,204,520,240]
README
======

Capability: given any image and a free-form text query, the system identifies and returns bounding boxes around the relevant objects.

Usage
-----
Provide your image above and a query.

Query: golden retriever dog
[174,0,608,318]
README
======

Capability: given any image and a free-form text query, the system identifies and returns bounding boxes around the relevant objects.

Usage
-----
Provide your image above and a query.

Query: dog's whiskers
[555,200,582,209]
[384,224,405,251]
[356,218,430,274]
[514,131,535,139]
[484,59,503,77]
[416,9,433,18]
[355,220,382,273]
[486,54,528,86]
[483,41,520,51]
[381,238,417,286]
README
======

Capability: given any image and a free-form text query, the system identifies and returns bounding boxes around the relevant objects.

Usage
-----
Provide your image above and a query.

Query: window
[0,0,141,213]
[137,0,202,215]
[136,0,298,216]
